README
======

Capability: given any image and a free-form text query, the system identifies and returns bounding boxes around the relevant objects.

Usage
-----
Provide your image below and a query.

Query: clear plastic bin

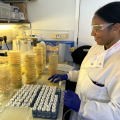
[0,3,19,20]
[10,6,14,19]
[0,2,11,19]
[0,107,33,120]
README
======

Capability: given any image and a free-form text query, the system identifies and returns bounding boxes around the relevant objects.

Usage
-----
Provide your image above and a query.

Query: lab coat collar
[107,39,120,52]
[81,39,120,68]
[83,51,107,68]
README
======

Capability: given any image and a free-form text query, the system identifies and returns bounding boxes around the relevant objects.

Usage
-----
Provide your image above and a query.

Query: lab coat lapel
[81,50,107,68]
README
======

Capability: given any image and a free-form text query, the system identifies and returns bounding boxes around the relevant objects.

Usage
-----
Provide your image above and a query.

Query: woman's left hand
[63,90,81,112]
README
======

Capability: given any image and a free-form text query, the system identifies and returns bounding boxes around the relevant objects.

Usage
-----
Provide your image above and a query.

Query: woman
[48,2,120,120]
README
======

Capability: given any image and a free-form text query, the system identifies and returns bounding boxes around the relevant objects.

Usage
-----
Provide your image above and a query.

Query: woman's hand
[48,74,68,83]
[63,90,81,112]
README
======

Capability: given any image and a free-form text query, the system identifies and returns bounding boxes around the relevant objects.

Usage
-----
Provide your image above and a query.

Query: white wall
[27,0,75,30]
[75,0,120,48]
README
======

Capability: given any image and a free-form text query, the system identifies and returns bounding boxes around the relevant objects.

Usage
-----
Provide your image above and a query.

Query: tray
[32,88,61,119]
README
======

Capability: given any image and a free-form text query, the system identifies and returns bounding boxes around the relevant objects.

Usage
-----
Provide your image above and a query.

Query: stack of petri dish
[24,53,36,84]
[0,65,13,101]
[37,42,46,71]
[7,50,22,88]
[49,53,58,75]
[33,46,44,76]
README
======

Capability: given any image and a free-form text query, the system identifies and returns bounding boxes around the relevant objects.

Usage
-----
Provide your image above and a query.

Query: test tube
[32,106,37,115]
[52,108,56,118]
[42,107,46,117]
[37,106,42,117]
[52,103,56,109]
[47,107,51,118]
[6,104,10,107]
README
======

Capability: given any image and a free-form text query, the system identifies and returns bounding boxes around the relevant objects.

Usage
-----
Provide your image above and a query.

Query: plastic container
[14,25,32,41]
[11,6,19,20]
[10,6,14,19]
[0,107,33,120]
[7,50,22,88]
[0,2,11,19]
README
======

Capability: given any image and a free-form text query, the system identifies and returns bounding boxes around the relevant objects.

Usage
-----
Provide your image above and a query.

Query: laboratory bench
[0,68,66,120]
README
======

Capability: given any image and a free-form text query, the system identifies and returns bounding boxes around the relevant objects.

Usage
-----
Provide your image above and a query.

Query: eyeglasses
[91,23,114,33]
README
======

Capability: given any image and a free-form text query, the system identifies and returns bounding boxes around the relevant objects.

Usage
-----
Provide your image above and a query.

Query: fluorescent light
[0,25,16,30]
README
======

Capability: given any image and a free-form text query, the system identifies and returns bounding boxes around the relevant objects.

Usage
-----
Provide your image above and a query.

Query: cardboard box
[11,2,28,20]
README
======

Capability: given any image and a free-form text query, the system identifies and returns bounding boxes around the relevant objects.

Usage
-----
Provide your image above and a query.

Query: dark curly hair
[95,2,120,23]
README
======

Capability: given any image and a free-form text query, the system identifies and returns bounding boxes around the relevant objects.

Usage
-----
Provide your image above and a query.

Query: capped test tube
[52,108,56,118]
[37,106,42,117]
[32,106,37,112]
[47,107,51,117]
[42,107,46,117]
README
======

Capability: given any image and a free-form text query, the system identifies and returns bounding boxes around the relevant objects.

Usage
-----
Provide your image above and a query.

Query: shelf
[0,20,31,28]
[0,0,30,2]
[0,0,36,2]
[0,20,30,24]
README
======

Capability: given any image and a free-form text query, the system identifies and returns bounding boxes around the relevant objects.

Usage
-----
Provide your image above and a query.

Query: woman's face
[91,14,119,49]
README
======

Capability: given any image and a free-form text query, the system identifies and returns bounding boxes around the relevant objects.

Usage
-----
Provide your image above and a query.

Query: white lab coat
[68,40,120,120]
